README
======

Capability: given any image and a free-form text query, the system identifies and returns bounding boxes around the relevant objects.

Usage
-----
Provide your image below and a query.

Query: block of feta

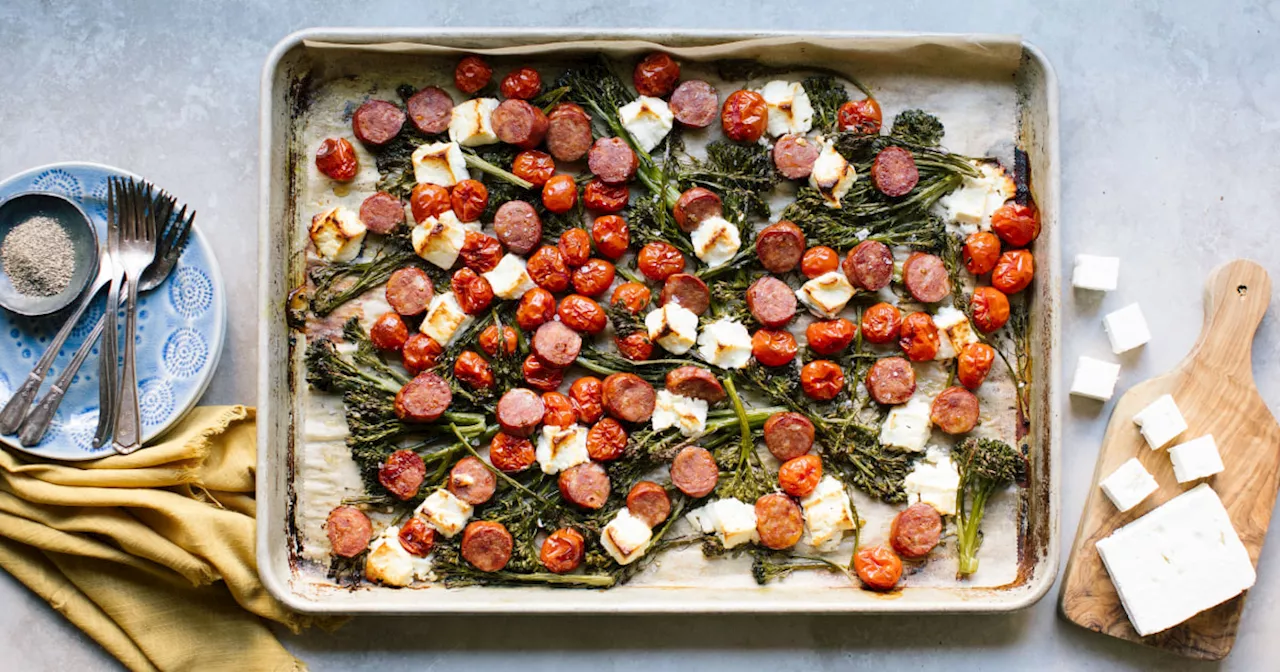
[364,526,434,587]
[697,318,752,369]
[1072,254,1120,292]
[1132,394,1188,450]
[535,423,590,475]
[1095,483,1256,636]
[1104,303,1151,354]
[645,303,699,355]
[796,271,856,319]
[411,210,468,269]
[309,206,367,262]
[618,96,674,153]
[903,447,962,515]
[801,476,858,551]
[1169,435,1225,483]
[758,80,814,137]
[1070,356,1121,401]
[483,253,537,300]
[1099,457,1159,512]
[687,498,759,549]
[809,141,857,208]
[879,396,933,453]
[448,98,499,147]
[937,160,1016,232]
[651,390,708,437]
[419,291,473,347]
[415,489,473,538]
[600,508,654,565]
[690,216,741,269]
[411,141,469,187]
[933,306,979,360]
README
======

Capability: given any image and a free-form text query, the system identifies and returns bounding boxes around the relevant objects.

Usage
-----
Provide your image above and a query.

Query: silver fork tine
[112,179,161,453]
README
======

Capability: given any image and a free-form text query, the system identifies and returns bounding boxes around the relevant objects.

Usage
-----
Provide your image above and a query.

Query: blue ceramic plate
[0,163,226,461]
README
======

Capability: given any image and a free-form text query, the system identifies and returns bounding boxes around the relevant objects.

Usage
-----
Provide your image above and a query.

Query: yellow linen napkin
[0,405,319,672]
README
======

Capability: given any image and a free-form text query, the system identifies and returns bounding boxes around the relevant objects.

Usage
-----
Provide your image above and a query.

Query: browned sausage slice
[378,449,427,500]
[890,502,943,559]
[865,357,917,406]
[659,273,711,316]
[755,493,804,550]
[495,388,545,438]
[665,366,725,404]
[601,373,656,423]
[394,372,452,422]
[492,99,549,150]
[672,187,723,233]
[531,320,582,368]
[461,521,514,572]
[871,146,920,197]
[326,505,373,558]
[755,221,806,274]
[842,240,894,292]
[359,191,406,235]
[447,456,497,505]
[352,100,405,146]
[546,102,594,162]
[772,134,821,180]
[587,137,639,185]
[746,276,797,328]
[386,267,434,317]
[669,80,719,128]
[493,200,543,256]
[902,252,951,303]
[406,86,454,135]
[763,412,815,461]
[670,446,719,498]
[930,386,980,434]
[558,462,611,510]
[626,481,672,527]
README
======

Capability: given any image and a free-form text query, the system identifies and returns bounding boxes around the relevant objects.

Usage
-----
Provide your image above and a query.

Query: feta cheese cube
[1072,254,1120,292]
[364,526,434,587]
[801,476,857,551]
[535,423,590,474]
[697,318,752,369]
[618,96,674,153]
[879,396,932,453]
[600,508,654,565]
[1099,458,1159,512]
[1104,303,1151,354]
[933,306,979,360]
[1095,483,1256,636]
[411,210,468,269]
[1132,394,1188,450]
[645,303,699,355]
[1169,435,1224,483]
[415,489,473,538]
[809,141,857,208]
[448,98,499,147]
[687,498,759,549]
[1070,356,1121,401]
[758,80,813,137]
[419,291,473,347]
[411,141,469,187]
[651,390,708,437]
[903,447,962,515]
[309,206,367,262]
[690,216,741,269]
[938,161,1017,232]
[796,271,856,319]
[483,253,537,300]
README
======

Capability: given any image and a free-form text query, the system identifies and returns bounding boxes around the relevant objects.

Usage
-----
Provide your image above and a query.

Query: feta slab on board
[1072,254,1120,292]
[801,476,857,551]
[1104,303,1151,354]
[1132,394,1187,450]
[809,141,857,208]
[411,141,469,187]
[1169,435,1225,483]
[419,291,473,347]
[879,396,932,453]
[483,253,537,300]
[364,526,434,587]
[758,80,814,137]
[448,98,499,147]
[411,210,468,269]
[415,489,474,538]
[309,206,367,262]
[697,318,752,369]
[687,498,759,549]
[619,96,674,152]
[690,216,741,269]
[1070,356,1121,401]
[1099,457,1159,512]
[651,390,708,437]
[796,271,856,319]
[903,447,962,515]
[535,423,590,475]
[601,508,654,565]
[1095,483,1256,637]
[645,303,699,355]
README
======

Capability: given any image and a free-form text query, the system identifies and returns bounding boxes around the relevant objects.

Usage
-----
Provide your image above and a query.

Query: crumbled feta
[903,447,962,515]
[483,253,537,300]
[411,141,469,187]
[1103,303,1151,354]
[933,306,979,360]
[448,98,500,147]
[1132,394,1188,450]
[364,526,434,587]
[411,210,468,269]
[419,291,473,346]
[1099,457,1159,512]
[879,396,932,453]
[697,318,752,369]
[758,80,814,137]
[801,476,857,551]
[618,96,674,153]
[937,160,1016,233]
[601,508,654,565]
[1069,356,1121,401]
[687,498,759,549]
[645,303,699,355]
[1169,435,1225,483]
[309,206,367,262]
[415,489,473,538]
[690,216,741,269]
[1072,254,1120,292]
[535,423,590,474]
[796,271,855,319]
[809,141,857,208]
[651,390,708,437]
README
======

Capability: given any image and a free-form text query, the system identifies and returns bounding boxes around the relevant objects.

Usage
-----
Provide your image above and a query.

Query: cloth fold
[0,406,319,672]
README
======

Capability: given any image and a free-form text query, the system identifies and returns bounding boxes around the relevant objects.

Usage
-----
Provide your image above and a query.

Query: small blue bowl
[0,192,99,316]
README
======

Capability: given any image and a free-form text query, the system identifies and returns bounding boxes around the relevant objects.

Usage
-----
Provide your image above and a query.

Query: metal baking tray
[257,28,1060,614]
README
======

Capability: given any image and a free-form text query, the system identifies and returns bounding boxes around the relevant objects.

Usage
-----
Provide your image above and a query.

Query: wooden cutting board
[1060,259,1280,660]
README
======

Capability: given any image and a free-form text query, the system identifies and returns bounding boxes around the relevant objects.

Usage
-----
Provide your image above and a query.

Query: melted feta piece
[645,303,699,355]
[937,160,1016,233]
[879,395,932,453]
[448,98,500,147]
[619,96,674,152]
[415,489,473,538]
[364,525,434,587]
[796,271,855,319]
[309,206,367,262]
[809,141,857,208]
[419,291,473,346]
[759,80,814,137]
[687,498,759,549]
[697,318,752,369]
[535,423,590,474]
[933,306,979,360]
[690,216,741,269]
[601,508,654,565]
[903,447,962,515]
[411,141,469,187]
[801,476,857,551]
[652,390,708,437]
[483,253,537,300]
[411,210,468,269]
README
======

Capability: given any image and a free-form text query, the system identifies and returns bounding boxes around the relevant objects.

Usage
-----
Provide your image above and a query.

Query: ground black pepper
[1,215,75,297]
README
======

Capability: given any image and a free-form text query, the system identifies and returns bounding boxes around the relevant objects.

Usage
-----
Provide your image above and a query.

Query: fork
[110,180,160,454]
[93,177,128,448]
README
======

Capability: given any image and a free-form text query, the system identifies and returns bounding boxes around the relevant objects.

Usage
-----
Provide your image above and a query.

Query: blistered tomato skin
[582,178,630,214]
[806,319,856,356]
[611,282,651,315]
[557,228,592,268]
[558,295,607,334]
[800,360,845,401]
[991,202,1041,248]
[542,175,579,214]
[455,56,493,94]
[861,302,902,345]
[637,242,686,282]
[410,183,451,223]
[778,454,823,498]
[453,351,495,389]
[962,231,1002,275]
[992,249,1035,295]
[512,150,556,186]
[572,258,616,297]
[315,138,358,182]
[451,268,494,315]
[369,312,409,352]
[615,332,654,361]
[592,215,631,260]
[971,286,1012,333]
[500,67,542,100]
[854,544,903,591]
[801,246,840,279]
[837,98,883,134]
[752,329,798,367]
[721,90,769,143]
[450,180,489,223]
[958,342,997,390]
[478,324,518,357]
[517,287,557,331]
[899,312,941,362]
[633,52,681,97]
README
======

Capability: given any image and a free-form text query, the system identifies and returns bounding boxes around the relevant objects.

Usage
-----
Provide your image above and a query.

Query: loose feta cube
[419,291,473,346]
[1095,483,1255,636]
[651,390,708,437]
[801,476,857,551]
[1104,303,1151,354]
[697,318,752,369]
[1073,254,1120,292]
[364,526,434,587]
[309,206,367,262]
[483,253,537,300]
[1169,435,1225,483]
[535,423,590,475]
[933,306,979,360]
[1070,356,1121,401]
[411,141,469,187]
[937,160,1016,232]
[688,498,760,549]
[618,96,674,153]
[796,271,856,319]
[903,447,961,515]
[758,80,813,137]
[448,98,499,147]
[690,216,741,269]
[809,141,857,208]
[600,508,654,565]
[1099,458,1159,512]
[411,210,468,269]
[1132,394,1188,450]
[879,396,932,453]
[415,489,473,538]
[645,303,699,355]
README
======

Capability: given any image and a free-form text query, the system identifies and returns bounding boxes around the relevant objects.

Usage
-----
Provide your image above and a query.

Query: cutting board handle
[1188,260,1271,377]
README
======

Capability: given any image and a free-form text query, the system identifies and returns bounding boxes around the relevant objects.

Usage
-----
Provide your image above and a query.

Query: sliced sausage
[359,192,405,235]
[871,146,920,197]
[531,320,582,368]
[378,449,426,500]
[461,521,513,572]
[397,518,436,557]
[448,456,497,505]
[385,266,433,317]
[492,99,549,150]
[772,134,821,180]
[326,505,373,558]
[763,412,815,461]
[746,276,797,328]
[755,493,804,550]
[496,388,545,438]
[493,200,543,256]
[659,273,711,316]
[540,528,586,574]
[351,100,405,147]
[670,446,719,498]
[665,365,725,404]
[755,221,806,274]
[842,240,894,292]
[546,102,594,162]
[601,373,656,424]
[558,462,611,510]
[890,502,943,559]
[587,137,639,185]
[865,357,916,406]
[930,386,980,435]
[673,187,722,233]
[669,80,719,128]
[626,481,672,527]
[902,252,951,304]
[394,372,452,422]
[406,86,453,135]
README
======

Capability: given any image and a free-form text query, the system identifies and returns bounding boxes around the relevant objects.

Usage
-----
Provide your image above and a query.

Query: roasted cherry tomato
[410,183,451,223]
[752,329,798,367]
[455,55,493,94]
[572,258,616,297]
[500,67,542,100]
[854,544,903,591]
[453,350,495,389]
[582,178,630,214]
[397,518,436,556]
[522,355,565,391]
[721,90,769,143]
[517,287,557,331]
[899,312,941,362]
[962,231,1001,275]
[633,52,681,98]
[557,227,592,268]
[315,138,358,182]
[527,246,571,293]
[991,202,1041,248]
[958,342,997,390]
[450,179,489,222]
[512,150,555,186]
[489,432,536,472]
[800,360,845,401]
[558,294,607,334]
[460,231,503,274]
[541,174,578,214]
[992,249,1035,294]
[542,392,577,427]
[591,215,631,260]
[970,286,1011,333]
[614,332,654,361]
[778,454,823,498]
[369,312,409,352]
[586,417,628,461]
[636,241,686,281]
[540,528,585,574]
[569,377,605,425]
[837,98,883,134]
[478,324,517,357]
[451,268,494,314]
[402,333,443,375]
[610,282,651,314]
[806,319,857,356]
[801,246,840,279]
[861,302,902,345]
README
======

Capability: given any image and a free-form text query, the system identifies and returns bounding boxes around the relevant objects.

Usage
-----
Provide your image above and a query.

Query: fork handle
[94,269,123,448]
[113,274,142,453]
[19,315,104,447]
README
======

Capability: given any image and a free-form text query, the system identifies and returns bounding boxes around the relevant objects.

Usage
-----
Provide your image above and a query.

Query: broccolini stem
[956,485,992,577]
[463,152,534,190]
[721,375,753,467]
[485,571,616,587]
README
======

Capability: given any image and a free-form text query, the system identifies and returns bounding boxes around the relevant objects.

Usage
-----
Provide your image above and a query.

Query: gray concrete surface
[3,0,1280,669]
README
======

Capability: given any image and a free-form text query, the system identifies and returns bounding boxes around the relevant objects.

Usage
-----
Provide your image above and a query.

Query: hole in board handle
[1237,285,1248,297]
